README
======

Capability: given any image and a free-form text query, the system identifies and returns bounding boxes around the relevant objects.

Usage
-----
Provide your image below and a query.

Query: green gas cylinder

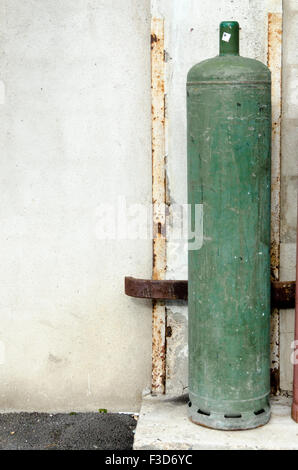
[187,21,271,430]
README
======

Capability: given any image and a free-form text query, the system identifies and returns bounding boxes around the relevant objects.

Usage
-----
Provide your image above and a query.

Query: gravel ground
[0,412,137,450]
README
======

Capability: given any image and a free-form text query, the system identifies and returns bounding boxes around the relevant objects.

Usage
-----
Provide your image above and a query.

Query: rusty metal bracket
[125,277,295,309]
[271,281,296,310]
[125,276,188,301]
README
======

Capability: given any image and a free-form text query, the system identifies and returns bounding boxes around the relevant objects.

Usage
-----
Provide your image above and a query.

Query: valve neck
[219,21,239,56]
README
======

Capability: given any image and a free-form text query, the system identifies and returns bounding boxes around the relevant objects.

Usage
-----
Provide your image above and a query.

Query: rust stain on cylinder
[268,11,282,394]
[151,17,166,394]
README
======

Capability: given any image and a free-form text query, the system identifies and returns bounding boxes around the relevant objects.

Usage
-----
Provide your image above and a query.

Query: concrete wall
[280,0,298,392]
[0,0,152,412]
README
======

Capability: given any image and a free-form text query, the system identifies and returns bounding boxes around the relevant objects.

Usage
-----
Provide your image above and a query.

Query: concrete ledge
[133,393,298,450]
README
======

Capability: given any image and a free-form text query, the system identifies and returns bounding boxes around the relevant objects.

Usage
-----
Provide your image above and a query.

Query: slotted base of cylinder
[133,394,297,450]
[187,399,271,430]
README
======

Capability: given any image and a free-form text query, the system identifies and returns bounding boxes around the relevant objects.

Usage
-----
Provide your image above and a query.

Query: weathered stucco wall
[0,0,152,412]
[280,0,298,392]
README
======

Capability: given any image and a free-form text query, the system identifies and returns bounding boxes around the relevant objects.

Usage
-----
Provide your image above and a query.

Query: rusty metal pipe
[292,200,298,422]
[151,17,166,395]
[125,276,295,308]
